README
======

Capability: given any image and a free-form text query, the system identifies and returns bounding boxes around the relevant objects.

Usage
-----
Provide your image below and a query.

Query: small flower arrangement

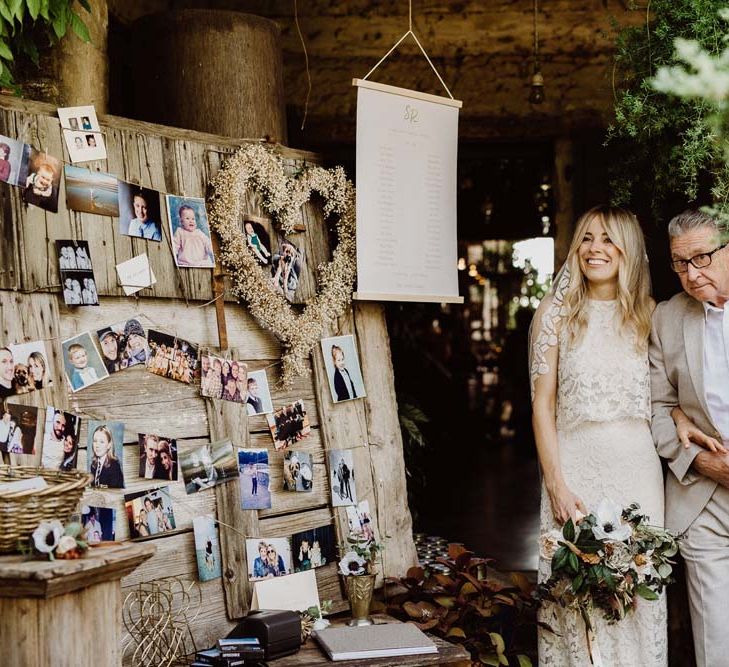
[338,533,384,577]
[538,499,678,658]
[31,520,89,560]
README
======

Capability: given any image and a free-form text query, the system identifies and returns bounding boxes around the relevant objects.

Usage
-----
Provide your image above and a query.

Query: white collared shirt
[703,302,729,441]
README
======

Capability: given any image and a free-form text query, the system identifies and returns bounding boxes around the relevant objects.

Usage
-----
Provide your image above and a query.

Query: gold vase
[344,574,376,627]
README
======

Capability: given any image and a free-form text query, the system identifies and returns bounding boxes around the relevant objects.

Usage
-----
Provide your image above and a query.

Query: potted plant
[338,533,384,627]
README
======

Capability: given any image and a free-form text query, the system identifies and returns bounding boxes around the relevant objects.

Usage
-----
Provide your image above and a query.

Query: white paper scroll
[353,79,463,304]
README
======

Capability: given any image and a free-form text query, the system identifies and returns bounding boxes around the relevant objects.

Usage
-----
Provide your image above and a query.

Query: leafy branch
[0,0,91,90]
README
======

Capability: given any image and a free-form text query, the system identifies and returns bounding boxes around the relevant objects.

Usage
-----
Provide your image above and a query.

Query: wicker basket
[0,466,91,554]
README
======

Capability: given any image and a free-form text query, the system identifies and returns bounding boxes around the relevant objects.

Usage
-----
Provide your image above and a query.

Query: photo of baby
[243,216,272,266]
[23,148,61,213]
[118,182,162,241]
[320,334,366,403]
[61,332,109,392]
[0,340,53,399]
[166,195,215,268]
[41,407,80,471]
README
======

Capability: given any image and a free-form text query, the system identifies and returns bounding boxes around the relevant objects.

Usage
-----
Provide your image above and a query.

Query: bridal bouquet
[537,499,678,659]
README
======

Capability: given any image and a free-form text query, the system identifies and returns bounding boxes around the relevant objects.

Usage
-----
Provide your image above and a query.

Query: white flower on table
[32,520,64,554]
[591,498,632,542]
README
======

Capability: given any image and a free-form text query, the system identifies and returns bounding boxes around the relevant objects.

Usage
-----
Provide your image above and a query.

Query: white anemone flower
[338,551,367,576]
[32,520,64,554]
[56,535,78,556]
[592,498,632,542]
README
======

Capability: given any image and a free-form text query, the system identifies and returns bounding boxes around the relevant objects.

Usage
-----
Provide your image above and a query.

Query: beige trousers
[681,484,729,667]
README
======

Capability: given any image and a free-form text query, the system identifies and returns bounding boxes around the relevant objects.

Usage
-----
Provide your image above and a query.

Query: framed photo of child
[320,334,366,403]
[61,332,109,393]
[165,195,215,268]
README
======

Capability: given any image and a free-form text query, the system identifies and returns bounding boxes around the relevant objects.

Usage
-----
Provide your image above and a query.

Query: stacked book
[191,637,265,667]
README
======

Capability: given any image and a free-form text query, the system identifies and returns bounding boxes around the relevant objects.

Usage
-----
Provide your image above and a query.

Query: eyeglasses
[670,243,727,273]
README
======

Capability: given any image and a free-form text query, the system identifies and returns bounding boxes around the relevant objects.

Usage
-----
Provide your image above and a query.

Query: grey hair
[667,210,722,238]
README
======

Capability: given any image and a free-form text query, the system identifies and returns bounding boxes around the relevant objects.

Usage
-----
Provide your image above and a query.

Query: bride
[530,206,720,666]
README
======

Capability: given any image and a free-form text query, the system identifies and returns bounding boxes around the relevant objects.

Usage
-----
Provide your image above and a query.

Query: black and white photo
[328,449,357,507]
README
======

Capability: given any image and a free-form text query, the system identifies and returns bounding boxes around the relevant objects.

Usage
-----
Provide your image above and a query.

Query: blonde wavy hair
[563,205,652,349]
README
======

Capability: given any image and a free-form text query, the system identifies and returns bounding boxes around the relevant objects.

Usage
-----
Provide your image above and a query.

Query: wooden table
[0,542,155,667]
[270,616,471,667]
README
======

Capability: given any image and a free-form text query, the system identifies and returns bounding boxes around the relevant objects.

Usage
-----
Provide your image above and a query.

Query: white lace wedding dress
[533,298,667,667]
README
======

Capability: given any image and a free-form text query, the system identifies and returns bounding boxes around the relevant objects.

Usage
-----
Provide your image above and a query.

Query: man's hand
[693,450,729,488]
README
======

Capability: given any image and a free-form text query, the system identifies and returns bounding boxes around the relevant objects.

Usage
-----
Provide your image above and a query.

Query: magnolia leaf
[402,601,426,619]
[0,39,11,60]
[636,584,659,601]
[562,518,576,542]
[489,632,506,655]
[516,655,533,667]
[446,626,466,639]
[566,551,580,574]
[27,0,41,20]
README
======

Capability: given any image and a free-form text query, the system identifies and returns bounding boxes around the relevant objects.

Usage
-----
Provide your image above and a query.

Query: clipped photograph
[58,105,107,163]
[0,340,54,400]
[193,516,222,582]
[56,240,98,306]
[87,420,125,489]
[0,404,38,455]
[95,318,150,374]
[125,486,177,540]
[266,400,311,451]
[22,147,61,212]
[270,237,304,302]
[243,215,273,266]
[246,537,293,581]
[238,448,271,510]
[166,195,215,268]
[64,165,119,216]
[179,439,238,495]
[244,369,273,416]
[61,331,109,393]
[320,334,366,403]
[200,352,247,403]
[41,407,80,471]
[147,329,198,384]
[0,135,29,186]
[292,525,336,572]
[345,500,375,542]
[82,506,116,544]
[283,450,313,493]
[328,449,356,507]
[138,433,178,481]
[117,182,162,241]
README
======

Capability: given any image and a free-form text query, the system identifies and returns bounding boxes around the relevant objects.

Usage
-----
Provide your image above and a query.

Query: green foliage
[386,550,536,665]
[0,0,90,90]
[608,0,729,211]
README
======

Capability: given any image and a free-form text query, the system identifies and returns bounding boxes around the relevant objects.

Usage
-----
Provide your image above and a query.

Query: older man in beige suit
[650,210,729,667]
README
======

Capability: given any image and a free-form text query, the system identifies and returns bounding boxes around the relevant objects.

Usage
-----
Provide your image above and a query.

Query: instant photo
[245,537,293,581]
[179,439,238,495]
[22,147,61,212]
[166,195,215,268]
[245,369,273,415]
[193,516,222,582]
[0,339,54,399]
[64,165,119,216]
[125,486,177,540]
[200,352,247,403]
[95,318,150,374]
[266,400,311,451]
[139,434,178,481]
[56,240,98,306]
[320,334,366,403]
[82,506,116,543]
[238,448,271,510]
[283,450,313,492]
[147,329,198,385]
[87,420,125,489]
[61,331,109,393]
[243,215,273,266]
[0,134,29,186]
[0,404,38,455]
[328,449,357,507]
[118,182,163,241]
[345,500,376,542]
[270,237,304,303]
[58,105,107,163]
[41,407,80,471]
[292,525,336,572]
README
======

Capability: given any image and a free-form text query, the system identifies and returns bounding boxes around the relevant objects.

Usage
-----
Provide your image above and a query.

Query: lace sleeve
[528,267,569,401]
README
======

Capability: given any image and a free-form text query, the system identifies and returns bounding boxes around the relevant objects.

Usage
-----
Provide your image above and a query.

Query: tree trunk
[129,10,287,143]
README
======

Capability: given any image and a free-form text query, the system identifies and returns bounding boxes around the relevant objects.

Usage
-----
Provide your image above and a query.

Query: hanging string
[293,0,313,131]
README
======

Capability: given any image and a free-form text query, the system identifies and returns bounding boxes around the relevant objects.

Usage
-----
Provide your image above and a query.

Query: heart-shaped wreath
[207,144,357,388]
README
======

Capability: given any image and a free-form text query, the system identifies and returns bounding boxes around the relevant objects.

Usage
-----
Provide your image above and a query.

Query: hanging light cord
[533,0,540,70]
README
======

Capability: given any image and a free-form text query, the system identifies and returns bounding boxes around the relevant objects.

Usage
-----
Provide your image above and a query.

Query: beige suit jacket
[650,291,724,535]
